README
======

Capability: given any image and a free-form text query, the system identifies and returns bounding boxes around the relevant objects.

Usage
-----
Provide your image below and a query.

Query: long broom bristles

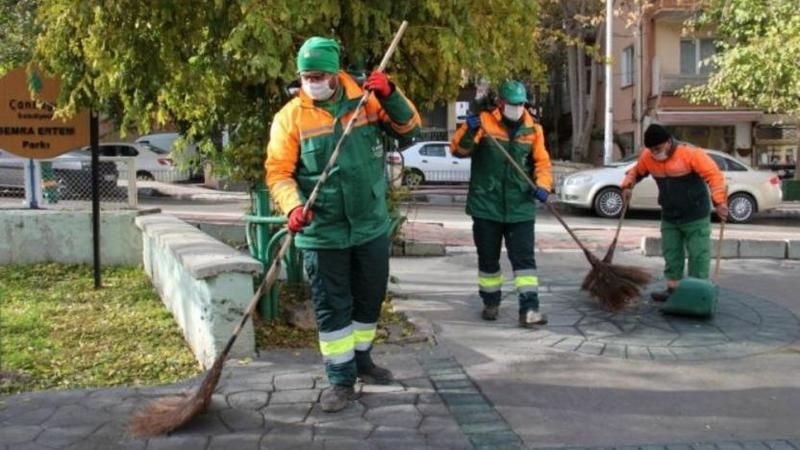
[128,330,226,436]
[582,262,652,311]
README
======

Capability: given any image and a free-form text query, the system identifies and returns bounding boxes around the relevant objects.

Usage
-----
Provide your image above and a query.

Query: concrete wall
[641,236,792,259]
[136,214,261,368]
[0,209,142,266]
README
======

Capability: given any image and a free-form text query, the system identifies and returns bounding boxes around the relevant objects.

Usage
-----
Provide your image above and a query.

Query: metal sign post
[90,109,101,289]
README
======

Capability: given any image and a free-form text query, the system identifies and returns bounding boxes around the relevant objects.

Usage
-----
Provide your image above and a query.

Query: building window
[617,132,634,156]
[666,125,734,153]
[621,46,634,87]
[680,38,716,75]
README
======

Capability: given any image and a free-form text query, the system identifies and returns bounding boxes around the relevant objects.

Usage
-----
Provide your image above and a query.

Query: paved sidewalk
[2,244,799,449]
[1,347,472,450]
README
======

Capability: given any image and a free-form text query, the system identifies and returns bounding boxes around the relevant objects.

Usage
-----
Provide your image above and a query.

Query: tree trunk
[550,64,563,158]
[577,46,586,135]
[578,55,599,160]
[567,45,579,160]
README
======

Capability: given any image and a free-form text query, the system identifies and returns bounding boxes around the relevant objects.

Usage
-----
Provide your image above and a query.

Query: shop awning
[656,110,764,125]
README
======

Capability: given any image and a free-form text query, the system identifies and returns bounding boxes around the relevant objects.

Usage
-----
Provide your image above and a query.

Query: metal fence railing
[0,156,138,209]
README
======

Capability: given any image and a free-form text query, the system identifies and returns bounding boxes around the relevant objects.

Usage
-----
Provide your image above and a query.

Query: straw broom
[480,130,651,311]
[128,21,409,437]
[580,198,652,310]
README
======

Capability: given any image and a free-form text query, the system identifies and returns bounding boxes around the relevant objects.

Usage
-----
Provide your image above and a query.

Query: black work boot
[320,384,355,412]
[481,305,499,321]
[519,309,548,328]
[358,364,394,385]
[650,288,675,302]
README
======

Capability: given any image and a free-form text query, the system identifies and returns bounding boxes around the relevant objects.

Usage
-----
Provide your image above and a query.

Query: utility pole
[604,0,614,165]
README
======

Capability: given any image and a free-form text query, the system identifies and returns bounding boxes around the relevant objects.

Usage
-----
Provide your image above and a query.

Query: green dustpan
[660,219,726,319]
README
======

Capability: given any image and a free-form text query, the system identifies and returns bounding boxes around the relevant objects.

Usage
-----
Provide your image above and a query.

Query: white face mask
[302,79,335,101]
[503,104,524,121]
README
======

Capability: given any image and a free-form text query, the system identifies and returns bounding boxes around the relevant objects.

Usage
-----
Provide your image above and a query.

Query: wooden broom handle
[714,217,725,283]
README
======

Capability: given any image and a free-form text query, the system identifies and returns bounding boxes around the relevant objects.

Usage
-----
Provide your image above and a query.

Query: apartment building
[605,0,798,170]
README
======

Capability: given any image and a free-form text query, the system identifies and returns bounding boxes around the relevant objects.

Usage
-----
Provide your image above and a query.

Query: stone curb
[642,236,799,260]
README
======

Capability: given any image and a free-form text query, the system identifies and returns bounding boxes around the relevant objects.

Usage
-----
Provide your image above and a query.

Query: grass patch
[255,283,416,350]
[0,264,201,395]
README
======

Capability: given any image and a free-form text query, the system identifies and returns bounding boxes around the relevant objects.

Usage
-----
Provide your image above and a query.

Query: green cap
[297,37,340,74]
[498,80,528,104]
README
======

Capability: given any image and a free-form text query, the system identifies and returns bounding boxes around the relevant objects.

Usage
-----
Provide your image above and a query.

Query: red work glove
[287,205,314,233]
[364,71,393,98]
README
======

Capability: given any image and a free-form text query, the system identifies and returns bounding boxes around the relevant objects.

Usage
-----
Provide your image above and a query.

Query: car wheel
[593,187,624,218]
[403,169,425,187]
[136,171,155,181]
[727,192,756,223]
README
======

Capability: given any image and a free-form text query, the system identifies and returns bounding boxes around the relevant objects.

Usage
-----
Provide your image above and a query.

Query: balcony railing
[659,73,708,95]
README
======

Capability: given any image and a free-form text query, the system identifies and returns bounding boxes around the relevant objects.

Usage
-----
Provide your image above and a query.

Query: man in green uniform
[266,37,421,412]
[450,81,553,327]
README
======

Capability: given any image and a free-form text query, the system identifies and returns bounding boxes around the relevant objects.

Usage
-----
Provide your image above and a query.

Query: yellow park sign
[0,67,89,159]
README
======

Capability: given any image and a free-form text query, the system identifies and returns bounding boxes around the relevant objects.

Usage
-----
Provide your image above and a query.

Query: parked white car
[76,142,189,182]
[394,141,471,185]
[0,148,119,198]
[558,149,783,223]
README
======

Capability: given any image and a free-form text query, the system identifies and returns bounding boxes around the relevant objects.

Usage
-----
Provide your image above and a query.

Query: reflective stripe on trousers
[514,269,538,293]
[318,325,354,364]
[478,270,504,293]
[352,320,377,351]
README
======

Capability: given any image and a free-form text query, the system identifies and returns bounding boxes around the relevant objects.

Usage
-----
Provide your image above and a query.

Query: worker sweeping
[450,80,553,327]
[621,124,728,303]
[266,36,421,412]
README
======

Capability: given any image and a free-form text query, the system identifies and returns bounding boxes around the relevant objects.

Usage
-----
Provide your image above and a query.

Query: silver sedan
[557,149,783,223]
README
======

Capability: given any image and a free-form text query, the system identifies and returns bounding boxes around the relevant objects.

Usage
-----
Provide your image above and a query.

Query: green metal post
[253,182,279,322]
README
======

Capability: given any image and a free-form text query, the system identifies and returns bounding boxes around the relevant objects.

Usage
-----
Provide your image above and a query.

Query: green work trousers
[660,216,711,281]
[472,217,539,313]
[302,233,389,387]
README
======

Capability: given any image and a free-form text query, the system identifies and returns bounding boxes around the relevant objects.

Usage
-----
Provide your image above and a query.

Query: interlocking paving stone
[368,437,428,450]
[498,286,800,361]
[269,388,321,404]
[418,415,461,434]
[147,436,209,450]
[416,402,450,416]
[364,404,422,428]
[305,401,365,424]
[261,403,312,424]
[322,437,380,450]
[273,373,315,390]
[172,410,232,435]
[358,392,419,408]
[35,425,99,448]
[468,430,523,448]
[0,425,42,444]
[227,391,270,410]
[43,405,108,428]
[314,417,373,439]
[426,430,473,449]
[460,421,512,434]
[207,433,264,450]
[218,408,265,431]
